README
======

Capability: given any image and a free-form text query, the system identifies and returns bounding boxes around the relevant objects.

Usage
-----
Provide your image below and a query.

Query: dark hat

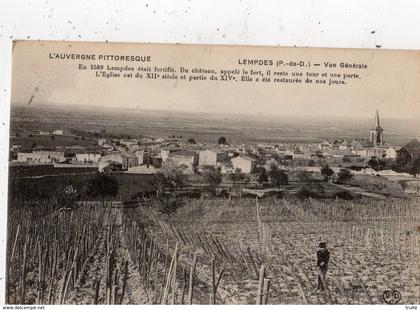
[319,242,327,248]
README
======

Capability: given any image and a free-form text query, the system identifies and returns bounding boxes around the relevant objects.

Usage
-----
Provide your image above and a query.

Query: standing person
[317,242,330,291]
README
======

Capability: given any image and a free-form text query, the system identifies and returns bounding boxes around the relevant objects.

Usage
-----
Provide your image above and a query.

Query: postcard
[5,40,420,305]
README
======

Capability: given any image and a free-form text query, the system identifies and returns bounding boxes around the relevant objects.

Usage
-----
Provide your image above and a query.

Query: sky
[11,40,420,120]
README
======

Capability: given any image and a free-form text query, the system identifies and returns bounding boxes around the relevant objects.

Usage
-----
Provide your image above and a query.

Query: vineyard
[5,196,420,304]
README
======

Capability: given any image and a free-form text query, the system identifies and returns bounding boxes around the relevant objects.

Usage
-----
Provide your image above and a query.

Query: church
[353,110,402,159]
[348,110,399,159]
[319,110,400,160]
[369,109,384,147]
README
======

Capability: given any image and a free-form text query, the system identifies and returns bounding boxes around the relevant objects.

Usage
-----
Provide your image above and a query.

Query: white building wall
[231,157,255,173]
[199,150,218,166]
[17,151,65,163]
[75,153,102,163]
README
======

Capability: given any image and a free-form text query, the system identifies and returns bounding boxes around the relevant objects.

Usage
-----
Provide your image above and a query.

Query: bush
[202,166,223,195]
[256,166,268,184]
[334,191,354,200]
[296,170,313,183]
[337,169,353,184]
[84,172,119,205]
[296,186,323,199]
[269,164,288,186]
[218,136,228,145]
[321,165,334,181]
[157,196,184,215]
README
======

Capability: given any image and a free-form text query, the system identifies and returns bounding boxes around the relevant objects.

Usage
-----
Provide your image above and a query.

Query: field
[5,195,420,305]
[10,134,97,149]
[10,104,420,145]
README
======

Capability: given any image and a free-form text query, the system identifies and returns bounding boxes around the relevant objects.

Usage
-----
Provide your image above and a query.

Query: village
[9,110,420,187]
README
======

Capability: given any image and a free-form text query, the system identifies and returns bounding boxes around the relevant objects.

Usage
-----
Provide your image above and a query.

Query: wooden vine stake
[256,264,265,305]
[162,242,179,305]
[187,253,197,305]
[210,258,224,305]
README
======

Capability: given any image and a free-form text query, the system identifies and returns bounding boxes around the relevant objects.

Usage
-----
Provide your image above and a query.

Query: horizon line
[10,102,420,121]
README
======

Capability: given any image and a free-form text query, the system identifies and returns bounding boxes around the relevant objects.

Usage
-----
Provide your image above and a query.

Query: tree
[153,165,186,197]
[400,180,408,192]
[399,139,420,176]
[320,165,334,181]
[296,170,312,183]
[218,136,228,145]
[228,168,248,184]
[307,159,316,167]
[227,168,249,197]
[85,172,119,206]
[187,137,196,144]
[256,166,268,184]
[411,157,420,177]
[394,147,413,172]
[336,168,353,184]
[57,185,80,210]
[269,164,288,186]
[367,158,379,170]
[222,157,233,172]
[202,166,223,194]
[153,166,186,215]
[368,158,386,171]
[405,138,420,158]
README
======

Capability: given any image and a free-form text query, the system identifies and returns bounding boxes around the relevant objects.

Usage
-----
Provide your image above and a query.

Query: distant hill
[9,104,420,145]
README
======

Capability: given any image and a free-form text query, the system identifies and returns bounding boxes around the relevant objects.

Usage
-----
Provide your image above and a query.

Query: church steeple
[373,109,381,129]
[370,109,384,147]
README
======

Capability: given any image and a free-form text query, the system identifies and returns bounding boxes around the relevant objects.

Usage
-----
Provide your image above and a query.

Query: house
[230,155,256,174]
[351,140,363,150]
[121,153,139,170]
[98,138,107,146]
[199,149,226,167]
[120,139,139,147]
[99,154,124,171]
[339,140,351,150]
[385,146,402,159]
[74,151,102,164]
[133,150,144,165]
[99,161,122,173]
[332,139,344,149]
[318,141,332,150]
[17,150,65,164]
[160,147,181,162]
[352,147,385,159]
[165,151,198,174]
[52,129,64,136]
[140,137,156,143]
[292,150,311,160]
[99,153,139,171]
[351,139,372,150]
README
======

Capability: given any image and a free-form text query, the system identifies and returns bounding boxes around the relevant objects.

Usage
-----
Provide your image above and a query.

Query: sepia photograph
[4,40,420,306]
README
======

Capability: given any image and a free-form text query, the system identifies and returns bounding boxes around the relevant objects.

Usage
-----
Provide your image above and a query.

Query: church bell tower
[369,109,383,147]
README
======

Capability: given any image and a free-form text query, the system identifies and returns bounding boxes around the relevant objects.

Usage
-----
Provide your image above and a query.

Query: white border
[1,0,420,308]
